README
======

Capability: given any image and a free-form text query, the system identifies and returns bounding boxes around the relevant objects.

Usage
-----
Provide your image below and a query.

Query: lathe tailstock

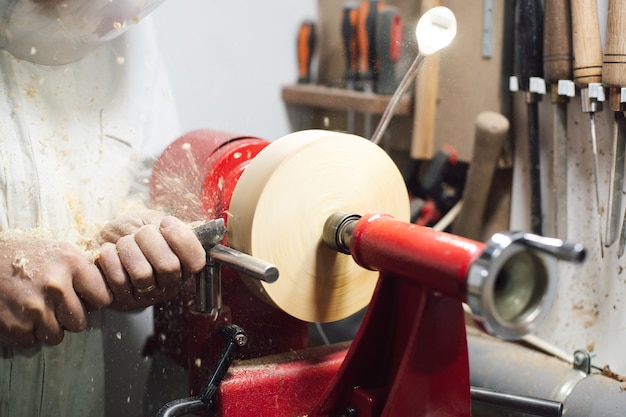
[150,129,584,417]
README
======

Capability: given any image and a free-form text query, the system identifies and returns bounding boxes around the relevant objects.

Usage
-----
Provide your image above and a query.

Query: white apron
[0,17,179,417]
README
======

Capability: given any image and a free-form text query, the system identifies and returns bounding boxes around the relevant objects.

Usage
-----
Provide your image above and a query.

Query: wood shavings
[601,364,626,383]
[11,253,31,279]
[25,83,37,98]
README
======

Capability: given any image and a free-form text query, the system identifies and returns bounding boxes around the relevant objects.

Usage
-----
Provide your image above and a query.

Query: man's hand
[0,239,112,347]
[97,212,206,311]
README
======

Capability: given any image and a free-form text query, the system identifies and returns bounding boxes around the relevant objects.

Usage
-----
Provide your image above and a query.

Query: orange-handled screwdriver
[342,3,360,133]
[375,5,402,95]
[357,0,383,137]
[342,3,360,89]
[297,20,316,84]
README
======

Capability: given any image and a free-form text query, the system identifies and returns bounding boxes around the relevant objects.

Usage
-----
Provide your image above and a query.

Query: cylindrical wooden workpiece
[543,0,573,85]
[603,0,626,89]
[228,130,410,323]
[453,112,509,241]
[571,0,603,88]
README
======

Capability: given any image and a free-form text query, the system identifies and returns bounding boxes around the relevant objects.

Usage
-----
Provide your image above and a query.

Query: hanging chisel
[514,0,545,235]
[543,0,574,240]
[571,0,605,256]
[342,3,360,133]
[603,0,626,250]
[297,20,316,84]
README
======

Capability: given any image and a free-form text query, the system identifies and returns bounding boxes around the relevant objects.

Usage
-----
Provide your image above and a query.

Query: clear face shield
[0,0,165,65]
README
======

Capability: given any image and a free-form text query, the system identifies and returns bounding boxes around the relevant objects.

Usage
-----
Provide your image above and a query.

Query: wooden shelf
[281,84,413,116]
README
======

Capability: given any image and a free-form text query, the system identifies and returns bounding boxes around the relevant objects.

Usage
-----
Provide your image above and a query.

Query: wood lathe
[149,128,584,417]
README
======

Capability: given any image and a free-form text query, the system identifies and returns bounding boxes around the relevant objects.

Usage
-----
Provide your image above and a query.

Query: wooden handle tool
[603,0,626,90]
[571,0,603,88]
[571,0,605,255]
[410,0,441,160]
[453,111,509,240]
[543,0,572,85]
[544,0,573,240]
[604,0,626,250]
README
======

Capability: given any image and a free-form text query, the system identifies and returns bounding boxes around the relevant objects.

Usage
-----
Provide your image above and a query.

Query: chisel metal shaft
[571,0,605,257]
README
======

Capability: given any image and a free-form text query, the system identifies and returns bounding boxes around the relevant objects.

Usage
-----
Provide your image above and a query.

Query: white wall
[152,0,317,141]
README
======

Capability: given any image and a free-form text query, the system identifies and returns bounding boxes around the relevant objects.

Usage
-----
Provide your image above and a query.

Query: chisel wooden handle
[514,0,544,91]
[603,0,626,89]
[543,0,572,84]
[571,0,603,88]
[410,0,441,160]
[453,111,509,240]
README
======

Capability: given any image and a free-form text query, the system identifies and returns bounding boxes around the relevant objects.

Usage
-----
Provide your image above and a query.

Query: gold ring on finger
[135,283,157,294]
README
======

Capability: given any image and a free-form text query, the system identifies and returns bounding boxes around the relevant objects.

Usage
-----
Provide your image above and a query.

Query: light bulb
[415,6,457,55]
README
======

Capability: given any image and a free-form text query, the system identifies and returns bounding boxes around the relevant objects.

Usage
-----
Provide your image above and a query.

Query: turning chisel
[571,0,605,256]
[603,0,626,251]
[543,0,574,240]
[514,0,545,235]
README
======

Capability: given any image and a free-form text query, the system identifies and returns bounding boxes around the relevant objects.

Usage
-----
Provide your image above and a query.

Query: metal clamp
[581,83,605,113]
[550,349,592,404]
[466,231,586,340]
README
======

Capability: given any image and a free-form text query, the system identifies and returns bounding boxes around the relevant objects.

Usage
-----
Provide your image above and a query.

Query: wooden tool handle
[410,0,441,160]
[543,0,573,84]
[411,57,439,159]
[603,0,626,88]
[571,0,603,88]
[514,0,544,91]
[453,112,509,240]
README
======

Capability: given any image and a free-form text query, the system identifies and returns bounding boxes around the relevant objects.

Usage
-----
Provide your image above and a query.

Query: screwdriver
[543,0,574,240]
[571,0,605,256]
[514,0,545,235]
[375,5,402,95]
[357,0,382,137]
[297,20,316,84]
[374,5,402,151]
[342,3,360,133]
[604,0,626,251]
